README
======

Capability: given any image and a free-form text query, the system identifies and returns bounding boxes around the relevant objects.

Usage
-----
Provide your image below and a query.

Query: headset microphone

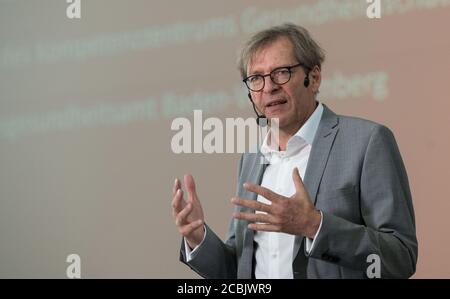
[304,75,310,87]
[247,93,268,127]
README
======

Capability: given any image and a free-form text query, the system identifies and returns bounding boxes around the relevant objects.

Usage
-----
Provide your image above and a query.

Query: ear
[309,65,322,94]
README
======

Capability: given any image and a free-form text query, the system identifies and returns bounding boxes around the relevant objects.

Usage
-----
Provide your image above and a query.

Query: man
[171,23,418,278]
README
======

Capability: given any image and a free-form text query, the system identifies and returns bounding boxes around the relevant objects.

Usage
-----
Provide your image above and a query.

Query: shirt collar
[295,101,323,146]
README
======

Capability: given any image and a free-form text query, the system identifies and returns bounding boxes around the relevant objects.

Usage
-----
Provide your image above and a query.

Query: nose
[262,76,280,94]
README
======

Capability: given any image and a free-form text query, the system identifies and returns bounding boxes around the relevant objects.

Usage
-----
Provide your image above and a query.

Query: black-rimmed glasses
[243,63,305,92]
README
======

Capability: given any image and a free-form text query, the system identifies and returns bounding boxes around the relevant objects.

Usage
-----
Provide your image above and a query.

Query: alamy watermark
[171,110,279,156]
[366,0,382,19]
[366,253,381,278]
[63,0,381,22]
[66,0,81,19]
[66,253,81,278]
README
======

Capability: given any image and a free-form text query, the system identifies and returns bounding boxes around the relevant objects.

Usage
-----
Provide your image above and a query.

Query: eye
[247,75,261,83]
[273,68,289,76]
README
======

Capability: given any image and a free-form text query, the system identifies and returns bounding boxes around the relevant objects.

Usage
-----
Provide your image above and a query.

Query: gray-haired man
[171,23,417,279]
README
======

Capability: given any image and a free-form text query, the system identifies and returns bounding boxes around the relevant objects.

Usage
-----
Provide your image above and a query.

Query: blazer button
[330,256,340,263]
[321,253,330,260]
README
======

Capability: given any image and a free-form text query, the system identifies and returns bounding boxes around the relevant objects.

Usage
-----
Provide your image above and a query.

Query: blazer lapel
[304,104,339,205]
[293,104,339,259]
[238,151,268,279]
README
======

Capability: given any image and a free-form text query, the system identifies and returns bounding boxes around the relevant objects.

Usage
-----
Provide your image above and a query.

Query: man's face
[247,37,318,131]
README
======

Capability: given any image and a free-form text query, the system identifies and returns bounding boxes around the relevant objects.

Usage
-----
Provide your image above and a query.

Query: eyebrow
[248,63,297,76]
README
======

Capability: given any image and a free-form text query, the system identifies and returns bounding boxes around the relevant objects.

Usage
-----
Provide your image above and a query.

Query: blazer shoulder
[322,105,391,137]
[334,114,400,159]
[337,114,394,136]
[338,114,379,129]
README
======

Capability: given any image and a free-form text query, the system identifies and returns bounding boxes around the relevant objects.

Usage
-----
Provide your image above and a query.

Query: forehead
[248,36,296,74]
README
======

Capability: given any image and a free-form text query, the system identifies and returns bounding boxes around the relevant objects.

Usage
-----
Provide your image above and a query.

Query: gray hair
[238,23,325,79]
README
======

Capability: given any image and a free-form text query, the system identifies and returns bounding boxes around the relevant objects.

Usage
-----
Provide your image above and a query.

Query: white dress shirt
[185,103,324,278]
[254,103,323,279]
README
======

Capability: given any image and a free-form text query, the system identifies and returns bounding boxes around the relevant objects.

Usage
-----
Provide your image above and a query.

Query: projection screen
[1,0,450,278]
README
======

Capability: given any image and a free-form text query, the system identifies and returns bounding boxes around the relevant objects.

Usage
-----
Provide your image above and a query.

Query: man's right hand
[172,174,205,250]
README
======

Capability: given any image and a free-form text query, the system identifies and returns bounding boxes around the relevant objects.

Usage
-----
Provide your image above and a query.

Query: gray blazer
[180,105,418,279]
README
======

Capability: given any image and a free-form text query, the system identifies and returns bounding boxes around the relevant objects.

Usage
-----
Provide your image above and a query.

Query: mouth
[265,99,288,110]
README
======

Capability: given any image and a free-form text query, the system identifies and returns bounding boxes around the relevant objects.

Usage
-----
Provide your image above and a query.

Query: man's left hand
[231,167,321,239]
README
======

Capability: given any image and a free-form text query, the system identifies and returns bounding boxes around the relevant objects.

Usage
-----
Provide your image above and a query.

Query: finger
[233,211,273,224]
[179,219,204,236]
[184,174,198,204]
[248,223,280,232]
[172,189,185,216]
[292,167,305,193]
[243,182,281,202]
[175,202,193,226]
[230,197,271,213]
[172,178,181,197]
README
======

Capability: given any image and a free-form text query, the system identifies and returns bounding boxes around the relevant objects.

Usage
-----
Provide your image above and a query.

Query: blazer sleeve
[179,154,244,278]
[306,125,418,278]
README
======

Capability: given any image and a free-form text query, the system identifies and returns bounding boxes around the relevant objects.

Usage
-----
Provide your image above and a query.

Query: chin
[268,115,288,128]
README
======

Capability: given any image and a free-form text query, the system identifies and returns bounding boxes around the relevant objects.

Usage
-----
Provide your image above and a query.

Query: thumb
[184,174,198,203]
[292,167,305,193]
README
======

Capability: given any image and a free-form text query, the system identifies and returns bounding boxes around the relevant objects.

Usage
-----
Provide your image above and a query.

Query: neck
[276,101,318,151]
